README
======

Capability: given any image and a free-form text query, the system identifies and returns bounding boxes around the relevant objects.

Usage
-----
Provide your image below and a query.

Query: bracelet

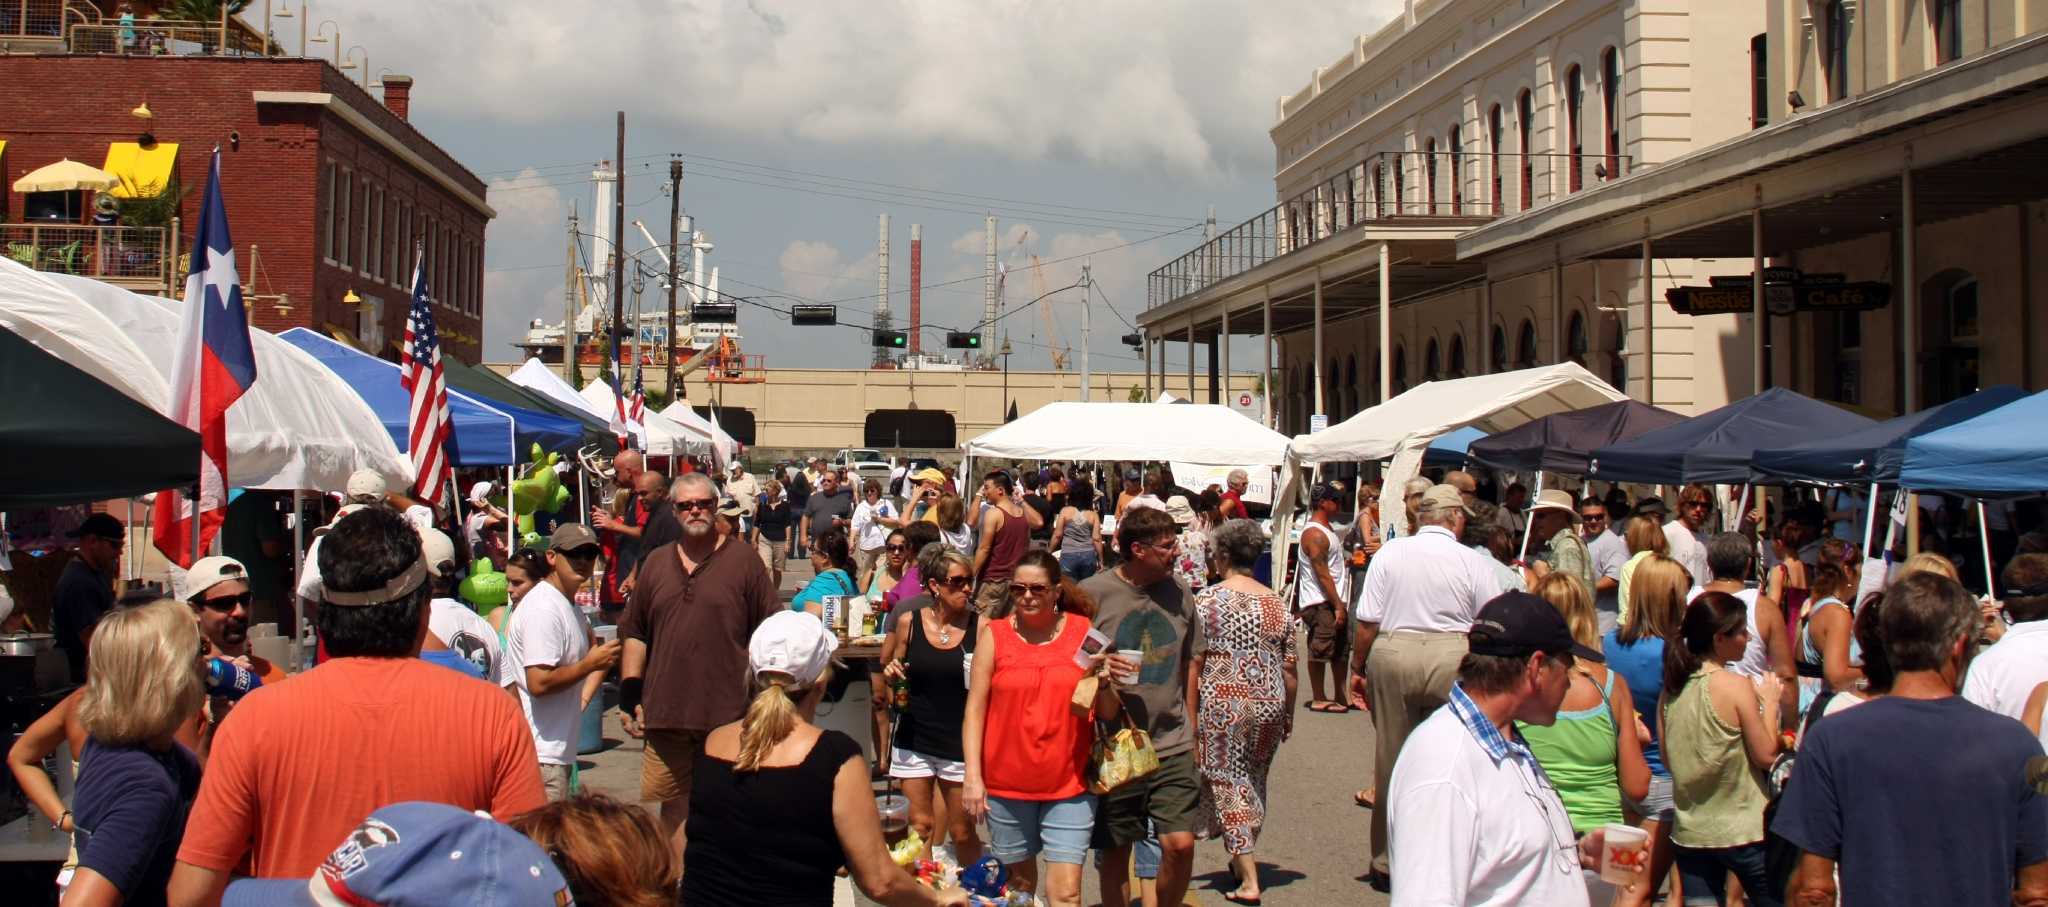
[55,809,69,831]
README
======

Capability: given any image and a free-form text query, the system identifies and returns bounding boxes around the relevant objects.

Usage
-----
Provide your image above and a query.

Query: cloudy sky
[338,0,1400,373]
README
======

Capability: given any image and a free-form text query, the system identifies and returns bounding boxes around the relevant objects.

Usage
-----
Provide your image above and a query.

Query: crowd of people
[11,451,2048,907]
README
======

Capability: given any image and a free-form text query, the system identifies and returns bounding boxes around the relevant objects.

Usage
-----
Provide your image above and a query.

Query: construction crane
[1030,253,1070,370]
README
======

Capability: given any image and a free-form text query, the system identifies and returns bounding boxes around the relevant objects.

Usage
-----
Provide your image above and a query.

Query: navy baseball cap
[223,801,574,907]
[1468,590,1604,663]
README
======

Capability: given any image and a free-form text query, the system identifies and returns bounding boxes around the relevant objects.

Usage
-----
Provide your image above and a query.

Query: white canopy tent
[1283,363,1628,539]
[659,403,739,466]
[0,259,411,492]
[577,380,713,459]
[961,401,1292,469]
[505,358,709,458]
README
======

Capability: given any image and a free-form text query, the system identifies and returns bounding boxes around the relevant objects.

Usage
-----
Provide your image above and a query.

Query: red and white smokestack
[909,223,923,355]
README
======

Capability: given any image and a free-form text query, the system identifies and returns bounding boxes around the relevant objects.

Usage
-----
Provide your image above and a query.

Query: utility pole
[665,157,682,401]
[610,112,626,390]
[561,210,577,381]
[1079,258,1092,401]
[1001,333,1013,419]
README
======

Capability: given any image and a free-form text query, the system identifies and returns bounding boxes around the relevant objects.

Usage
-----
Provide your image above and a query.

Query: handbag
[1087,712,1161,795]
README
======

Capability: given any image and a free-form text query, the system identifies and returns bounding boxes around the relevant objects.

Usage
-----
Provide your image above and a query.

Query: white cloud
[341,0,1399,177]
[481,169,572,356]
[775,239,876,301]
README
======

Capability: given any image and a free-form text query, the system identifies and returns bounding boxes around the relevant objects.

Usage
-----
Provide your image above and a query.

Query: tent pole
[1860,482,1881,558]
[1516,472,1545,563]
[190,484,202,566]
[507,465,517,556]
[1978,500,1996,597]
[290,489,304,650]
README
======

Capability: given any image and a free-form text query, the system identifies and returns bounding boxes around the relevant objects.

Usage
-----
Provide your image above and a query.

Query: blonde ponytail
[734,677,798,773]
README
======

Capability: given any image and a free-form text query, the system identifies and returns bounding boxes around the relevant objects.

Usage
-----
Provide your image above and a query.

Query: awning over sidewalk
[103,141,179,199]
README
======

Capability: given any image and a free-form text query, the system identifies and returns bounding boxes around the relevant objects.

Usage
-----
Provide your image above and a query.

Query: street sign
[1796,282,1892,311]
[1707,267,1802,288]
[1766,284,1797,316]
[1668,281,1891,316]
[1665,286,1752,316]
[1237,392,1254,408]
[790,304,837,326]
[1310,413,1328,433]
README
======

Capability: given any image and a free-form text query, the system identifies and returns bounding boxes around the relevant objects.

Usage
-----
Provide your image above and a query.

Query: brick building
[0,53,492,361]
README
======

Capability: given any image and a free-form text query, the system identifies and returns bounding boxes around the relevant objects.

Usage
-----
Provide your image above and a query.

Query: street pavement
[576,554,1396,906]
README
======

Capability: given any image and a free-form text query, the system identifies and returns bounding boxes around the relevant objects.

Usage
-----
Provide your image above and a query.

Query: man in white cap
[509,523,620,800]
[1348,483,1508,889]
[185,555,288,686]
[724,461,760,518]
[1526,488,1593,590]
[417,527,505,685]
[294,503,368,644]
[345,469,387,506]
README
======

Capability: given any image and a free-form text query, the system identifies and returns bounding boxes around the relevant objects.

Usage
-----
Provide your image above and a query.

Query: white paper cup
[1114,649,1144,685]
[1598,822,1648,886]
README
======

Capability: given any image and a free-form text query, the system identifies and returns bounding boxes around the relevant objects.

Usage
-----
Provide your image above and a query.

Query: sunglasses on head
[196,591,251,613]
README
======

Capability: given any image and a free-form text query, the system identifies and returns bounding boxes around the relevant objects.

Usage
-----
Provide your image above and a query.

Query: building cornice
[253,90,497,218]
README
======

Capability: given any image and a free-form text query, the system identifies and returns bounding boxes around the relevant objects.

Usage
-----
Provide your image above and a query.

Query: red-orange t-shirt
[982,615,1094,801]
[176,656,545,879]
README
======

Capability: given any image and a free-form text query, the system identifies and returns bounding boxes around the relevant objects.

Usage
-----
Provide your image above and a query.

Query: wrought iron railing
[1,223,170,287]
[1147,149,1632,308]
[66,18,267,56]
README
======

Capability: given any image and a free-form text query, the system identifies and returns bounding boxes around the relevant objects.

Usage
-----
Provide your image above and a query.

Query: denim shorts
[1624,772,1675,823]
[1093,822,1161,880]
[985,793,1097,866]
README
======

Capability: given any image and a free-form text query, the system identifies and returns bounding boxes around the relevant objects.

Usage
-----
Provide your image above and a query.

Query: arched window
[1490,324,1509,373]
[1601,48,1620,179]
[1517,90,1534,211]
[1448,334,1466,378]
[1392,345,1408,395]
[1425,338,1441,381]
[1567,312,1588,365]
[1448,125,1464,214]
[1344,355,1359,418]
[1424,137,1439,215]
[1517,319,1538,369]
[1922,269,1980,405]
[1565,64,1584,192]
[1488,104,1504,213]
[1328,357,1342,418]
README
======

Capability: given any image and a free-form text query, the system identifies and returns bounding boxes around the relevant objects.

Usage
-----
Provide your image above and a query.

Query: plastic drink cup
[1114,649,1144,685]
[876,793,911,844]
[593,625,618,644]
[1598,822,1648,886]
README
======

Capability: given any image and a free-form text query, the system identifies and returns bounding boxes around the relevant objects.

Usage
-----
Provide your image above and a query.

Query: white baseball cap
[183,555,248,602]
[468,481,493,506]
[346,469,388,504]
[749,611,838,689]
[417,527,459,578]
[330,502,368,525]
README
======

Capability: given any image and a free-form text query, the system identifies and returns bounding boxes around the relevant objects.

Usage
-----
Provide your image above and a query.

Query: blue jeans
[1058,550,1099,581]
[1674,841,1779,907]
[1094,820,1160,880]
[985,793,1097,866]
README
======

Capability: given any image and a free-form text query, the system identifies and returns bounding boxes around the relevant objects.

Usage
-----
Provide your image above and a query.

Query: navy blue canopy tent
[279,328,579,465]
[1467,399,1686,475]
[1422,426,1487,467]
[1750,385,2028,485]
[1899,388,2048,494]
[1588,387,1875,485]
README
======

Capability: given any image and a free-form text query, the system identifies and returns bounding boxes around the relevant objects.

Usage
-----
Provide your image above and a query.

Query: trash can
[579,681,610,755]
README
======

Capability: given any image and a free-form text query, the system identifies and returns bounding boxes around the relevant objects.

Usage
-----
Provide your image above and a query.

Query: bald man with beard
[593,451,647,610]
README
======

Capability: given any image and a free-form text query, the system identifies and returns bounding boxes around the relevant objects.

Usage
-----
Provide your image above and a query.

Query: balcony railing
[0,0,67,40]
[1147,149,1633,309]
[1,223,170,289]
[67,18,267,56]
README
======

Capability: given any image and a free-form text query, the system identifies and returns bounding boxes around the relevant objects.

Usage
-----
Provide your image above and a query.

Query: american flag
[399,246,451,507]
[627,358,646,425]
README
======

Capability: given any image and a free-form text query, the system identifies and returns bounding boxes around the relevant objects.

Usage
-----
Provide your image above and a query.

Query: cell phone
[1074,627,1111,669]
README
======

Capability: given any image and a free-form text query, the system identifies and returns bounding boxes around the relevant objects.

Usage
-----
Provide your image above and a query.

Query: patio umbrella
[12,159,119,193]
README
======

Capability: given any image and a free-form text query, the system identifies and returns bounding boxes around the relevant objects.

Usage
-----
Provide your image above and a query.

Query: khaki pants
[855,544,885,585]
[1365,630,1467,876]
[539,762,572,801]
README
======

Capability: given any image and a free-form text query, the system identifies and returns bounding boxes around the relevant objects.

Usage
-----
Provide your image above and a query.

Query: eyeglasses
[676,498,719,512]
[1145,537,1181,554]
[937,575,973,590]
[1011,582,1052,597]
[886,544,909,553]
[1514,758,1581,876]
[196,591,251,613]
[1681,500,1710,510]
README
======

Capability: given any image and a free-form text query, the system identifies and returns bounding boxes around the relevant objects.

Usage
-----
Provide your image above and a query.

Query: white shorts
[889,746,966,782]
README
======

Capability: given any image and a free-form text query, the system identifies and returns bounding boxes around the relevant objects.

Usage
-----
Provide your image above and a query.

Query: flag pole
[190,483,203,566]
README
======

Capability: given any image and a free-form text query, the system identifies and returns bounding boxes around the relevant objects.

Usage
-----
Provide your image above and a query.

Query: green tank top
[1663,665,1769,848]
[1518,668,1624,833]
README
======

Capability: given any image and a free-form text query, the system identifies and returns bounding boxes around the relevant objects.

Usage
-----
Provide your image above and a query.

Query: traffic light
[691,302,738,323]
[872,330,907,349]
[946,331,981,350]
[790,304,837,326]
[1120,333,1143,348]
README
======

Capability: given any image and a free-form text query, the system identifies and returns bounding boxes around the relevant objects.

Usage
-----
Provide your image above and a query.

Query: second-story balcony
[1148,149,1629,310]
[1,223,171,293]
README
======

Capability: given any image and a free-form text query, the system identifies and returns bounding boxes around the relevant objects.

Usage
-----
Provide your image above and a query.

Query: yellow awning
[102,142,179,199]
[0,141,8,161]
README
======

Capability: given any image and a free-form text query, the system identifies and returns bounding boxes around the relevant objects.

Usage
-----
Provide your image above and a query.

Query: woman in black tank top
[882,550,983,866]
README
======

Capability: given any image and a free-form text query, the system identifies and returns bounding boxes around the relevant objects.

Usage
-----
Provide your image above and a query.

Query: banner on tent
[1170,463,1275,506]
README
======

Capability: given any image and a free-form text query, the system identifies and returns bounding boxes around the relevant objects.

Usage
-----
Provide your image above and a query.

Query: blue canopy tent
[1899,388,2048,495]
[1467,399,1687,475]
[1589,387,1875,485]
[1422,426,1487,467]
[279,328,578,465]
[1751,385,2028,485]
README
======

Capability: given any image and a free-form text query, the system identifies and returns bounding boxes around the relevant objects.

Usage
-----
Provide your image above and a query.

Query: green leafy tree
[1127,384,1145,403]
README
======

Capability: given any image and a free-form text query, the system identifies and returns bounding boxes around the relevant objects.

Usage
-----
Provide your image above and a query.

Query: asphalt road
[577,557,1395,907]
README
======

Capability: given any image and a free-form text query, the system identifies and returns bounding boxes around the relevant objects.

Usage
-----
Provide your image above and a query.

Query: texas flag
[153,149,256,567]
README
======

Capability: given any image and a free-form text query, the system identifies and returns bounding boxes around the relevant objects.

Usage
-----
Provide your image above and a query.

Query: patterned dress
[1193,584,1298,855]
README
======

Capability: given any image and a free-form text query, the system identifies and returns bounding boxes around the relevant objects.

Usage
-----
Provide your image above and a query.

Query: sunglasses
[886,544,909,553]
[676,498,719,513]
[937,575,973,590]
[196,591,250,613]
[1011,582,1052,597]
[558,546,602,563]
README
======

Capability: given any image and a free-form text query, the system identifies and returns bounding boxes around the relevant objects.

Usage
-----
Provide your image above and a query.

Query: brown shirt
[620,536,782,731]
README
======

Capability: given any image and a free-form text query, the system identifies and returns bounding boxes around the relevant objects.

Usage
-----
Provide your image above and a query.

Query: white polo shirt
[1355,526,1507,633]
[1663,519,1711,588]
[1388,686,1591,907]
[1962,620,2048,721]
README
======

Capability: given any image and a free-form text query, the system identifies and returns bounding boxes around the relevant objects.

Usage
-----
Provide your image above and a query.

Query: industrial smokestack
[909,223,922,355]
[982,216,997,360]
[874,214,893,368]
